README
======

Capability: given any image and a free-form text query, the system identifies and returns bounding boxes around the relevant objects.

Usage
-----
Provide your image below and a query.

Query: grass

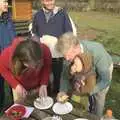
[105,69,120,119]
[69,11,120,53]
[69,11,120,119]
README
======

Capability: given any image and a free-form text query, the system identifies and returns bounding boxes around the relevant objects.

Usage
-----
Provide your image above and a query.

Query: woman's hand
[39,85,47,97]
[74,81,81,92]
[15,84,27,99]
[56,92,69,103]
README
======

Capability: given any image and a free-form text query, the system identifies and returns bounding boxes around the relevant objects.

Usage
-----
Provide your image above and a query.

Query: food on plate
[6,105,26,119]
[11,110,22,118]
[57,94,69,103]
[34,96,54,110]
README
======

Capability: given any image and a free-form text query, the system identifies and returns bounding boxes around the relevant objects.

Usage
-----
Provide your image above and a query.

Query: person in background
[0,0,16,112]
[0,37,51,101]
[32,0,75,95]
[56,32,113,117]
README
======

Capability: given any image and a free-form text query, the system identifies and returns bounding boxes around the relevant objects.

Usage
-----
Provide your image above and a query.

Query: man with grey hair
[56,32,113,117]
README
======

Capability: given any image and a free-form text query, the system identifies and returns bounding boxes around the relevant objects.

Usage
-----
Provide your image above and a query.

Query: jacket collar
[80,44,84,53]
[42,6,62,15]
[0,12,9,24]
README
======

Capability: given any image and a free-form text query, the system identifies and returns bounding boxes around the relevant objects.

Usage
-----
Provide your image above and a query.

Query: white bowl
[34,96,53,110]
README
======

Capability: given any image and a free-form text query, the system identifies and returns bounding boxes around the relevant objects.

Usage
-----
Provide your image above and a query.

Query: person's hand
[15,84,27,99]
[56,92,69,103]
[74,81,81,92]
[39,85,47,97]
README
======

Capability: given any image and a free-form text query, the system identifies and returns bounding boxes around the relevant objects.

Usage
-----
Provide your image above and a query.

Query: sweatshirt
[0,37,52,90]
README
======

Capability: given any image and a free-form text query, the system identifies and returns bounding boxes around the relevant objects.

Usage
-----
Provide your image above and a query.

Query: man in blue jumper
[0,0,16,113]
[32,0,74,95]
[56,32,113,117]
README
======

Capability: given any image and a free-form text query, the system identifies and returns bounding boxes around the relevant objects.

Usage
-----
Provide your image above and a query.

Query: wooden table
[0,95,100,120]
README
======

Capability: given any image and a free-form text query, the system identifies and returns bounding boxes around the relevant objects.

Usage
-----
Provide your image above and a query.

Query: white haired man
[56,32,113,117]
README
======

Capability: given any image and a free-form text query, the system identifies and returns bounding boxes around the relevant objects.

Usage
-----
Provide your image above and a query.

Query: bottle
[101,109,115,120]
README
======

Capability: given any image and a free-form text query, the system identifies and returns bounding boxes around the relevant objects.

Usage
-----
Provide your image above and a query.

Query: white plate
[52,102,73,115]
[34,96,53,110]
[42,117,53,120]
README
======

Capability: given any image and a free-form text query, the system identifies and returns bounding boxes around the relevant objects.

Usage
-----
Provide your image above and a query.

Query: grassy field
[69,11,120,119]
[70,11,120,53]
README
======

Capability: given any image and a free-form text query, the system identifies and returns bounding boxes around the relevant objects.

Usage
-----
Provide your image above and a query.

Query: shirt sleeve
[8,13,16,40]
[40,44,52,85]
[0,47,20,89]
[90,57,113,95]
[9,20,16,40]
[32,13,39,36]
[63,9,73,33]
[60,60,72,92]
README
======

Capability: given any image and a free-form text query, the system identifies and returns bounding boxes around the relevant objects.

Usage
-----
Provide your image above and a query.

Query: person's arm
[68,15,77,36]
[60,60,72,92]
[90,57,113,95]
[62,9,73,33]
[8,20,16,40]
[0,47,20,89]
[7,13,16,40]
[39,44,52,85]
[32,13,39,37]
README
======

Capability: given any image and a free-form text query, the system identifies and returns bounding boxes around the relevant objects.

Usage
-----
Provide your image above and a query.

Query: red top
[0,37,52,90]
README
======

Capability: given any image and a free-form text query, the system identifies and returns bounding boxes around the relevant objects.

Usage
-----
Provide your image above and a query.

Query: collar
[0,12,9,24]
[80,44,84,53]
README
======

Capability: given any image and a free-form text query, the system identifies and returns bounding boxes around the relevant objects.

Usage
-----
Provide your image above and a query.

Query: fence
[32,0,120,13]
[95,0,120,13]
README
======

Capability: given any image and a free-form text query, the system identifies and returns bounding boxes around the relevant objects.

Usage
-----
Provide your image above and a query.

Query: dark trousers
[89,95,96,112]
[0,76,4,112]
[52,58,63,94]
[0,75,13,114]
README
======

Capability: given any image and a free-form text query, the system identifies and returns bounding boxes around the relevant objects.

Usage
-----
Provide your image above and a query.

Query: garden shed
[8,0,34,35]
[9,0,33,21]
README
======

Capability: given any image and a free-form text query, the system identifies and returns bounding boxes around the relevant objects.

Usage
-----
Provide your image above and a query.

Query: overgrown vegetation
[33,0,120,13]
[70,11,120,53]
[69,11,120,119]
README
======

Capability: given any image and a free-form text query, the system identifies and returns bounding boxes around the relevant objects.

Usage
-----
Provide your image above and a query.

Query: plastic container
[101,109,116,120]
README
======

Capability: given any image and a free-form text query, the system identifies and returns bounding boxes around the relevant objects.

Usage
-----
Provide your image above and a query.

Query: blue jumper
[0,12,16,51]
[0,12,16,112]
[32,8,73,38]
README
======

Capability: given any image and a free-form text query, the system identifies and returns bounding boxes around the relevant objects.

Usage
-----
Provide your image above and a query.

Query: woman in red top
[0,37,52,101]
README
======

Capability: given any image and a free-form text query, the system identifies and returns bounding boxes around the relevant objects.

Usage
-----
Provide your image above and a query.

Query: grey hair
[56,32,79,54]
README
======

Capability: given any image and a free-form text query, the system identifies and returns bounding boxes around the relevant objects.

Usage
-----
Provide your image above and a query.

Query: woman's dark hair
[12,38,43,75]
